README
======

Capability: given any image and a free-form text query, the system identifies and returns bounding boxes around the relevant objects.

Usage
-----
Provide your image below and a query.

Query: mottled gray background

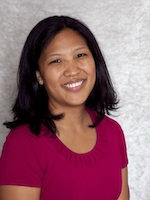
[0,0,150,199]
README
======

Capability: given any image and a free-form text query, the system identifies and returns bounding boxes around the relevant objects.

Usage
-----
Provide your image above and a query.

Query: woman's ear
[36,71,44,85]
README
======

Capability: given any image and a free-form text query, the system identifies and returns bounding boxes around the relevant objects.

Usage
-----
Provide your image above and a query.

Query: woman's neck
[53,105,91,136]
[53,106,96,154]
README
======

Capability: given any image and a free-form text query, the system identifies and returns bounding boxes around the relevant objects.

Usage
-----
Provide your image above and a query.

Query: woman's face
[37,28,96,111]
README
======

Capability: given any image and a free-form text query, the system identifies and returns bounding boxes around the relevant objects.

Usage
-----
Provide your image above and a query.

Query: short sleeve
[103,116,128,169]
[119,127,128,168]
[111,119,128,168]
[0,125,46,187]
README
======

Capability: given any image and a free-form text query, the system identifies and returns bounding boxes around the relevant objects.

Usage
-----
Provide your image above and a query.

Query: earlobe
[36,71,44,85]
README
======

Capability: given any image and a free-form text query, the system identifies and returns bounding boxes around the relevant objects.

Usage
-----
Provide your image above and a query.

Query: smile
[63,80,84,89]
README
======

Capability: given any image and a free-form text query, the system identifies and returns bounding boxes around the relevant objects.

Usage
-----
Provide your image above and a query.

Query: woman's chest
[41,140,122,200]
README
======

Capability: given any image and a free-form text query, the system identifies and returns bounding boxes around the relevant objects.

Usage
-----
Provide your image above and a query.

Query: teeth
[65,80,83,88]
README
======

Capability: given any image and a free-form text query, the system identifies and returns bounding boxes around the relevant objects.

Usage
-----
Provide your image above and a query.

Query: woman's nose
[64,61,81,77]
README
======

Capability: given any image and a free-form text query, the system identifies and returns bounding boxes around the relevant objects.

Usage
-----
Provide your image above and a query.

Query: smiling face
[36,28,96,112]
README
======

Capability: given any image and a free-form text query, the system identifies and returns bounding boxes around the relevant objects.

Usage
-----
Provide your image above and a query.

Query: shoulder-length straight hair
[5,16,118,135]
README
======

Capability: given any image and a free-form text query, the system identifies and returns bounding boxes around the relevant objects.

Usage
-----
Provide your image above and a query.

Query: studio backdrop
[0,0,150,199]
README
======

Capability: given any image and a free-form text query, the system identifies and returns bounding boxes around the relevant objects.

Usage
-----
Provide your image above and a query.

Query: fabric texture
[0,108,128,200]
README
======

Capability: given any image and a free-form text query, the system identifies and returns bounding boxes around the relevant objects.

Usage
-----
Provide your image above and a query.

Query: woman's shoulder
[98,116,126,146]
[9,124,33,134]
[86,107,122,131]
[3,124,52,150]
[1,124,54,167]
[0,124,51,187]
[102,115,122,130]
[6,124,38,143]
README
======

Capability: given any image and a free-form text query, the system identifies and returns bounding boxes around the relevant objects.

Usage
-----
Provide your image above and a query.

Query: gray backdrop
[0,0,150,199]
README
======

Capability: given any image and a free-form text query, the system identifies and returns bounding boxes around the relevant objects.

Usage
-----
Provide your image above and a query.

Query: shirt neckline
[54,107,99,156]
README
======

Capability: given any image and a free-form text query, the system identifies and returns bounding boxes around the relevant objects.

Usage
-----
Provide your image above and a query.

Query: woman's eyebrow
[45,53,62,59]
[74,46,89,51]
[45,46,89,59]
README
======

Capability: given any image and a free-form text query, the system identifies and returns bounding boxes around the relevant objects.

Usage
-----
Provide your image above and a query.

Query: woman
[0,16,129,200]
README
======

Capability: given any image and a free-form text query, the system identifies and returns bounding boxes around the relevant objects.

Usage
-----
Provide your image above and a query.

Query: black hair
[4,15,118,135]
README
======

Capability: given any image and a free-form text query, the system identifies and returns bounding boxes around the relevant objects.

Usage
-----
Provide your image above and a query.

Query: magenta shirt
[0,109,128,200]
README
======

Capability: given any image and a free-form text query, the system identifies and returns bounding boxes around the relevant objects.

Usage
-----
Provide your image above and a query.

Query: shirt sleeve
[119,127,128,168]
[105,116,128,169]
[112,119,128,168]
[0,125,46,187]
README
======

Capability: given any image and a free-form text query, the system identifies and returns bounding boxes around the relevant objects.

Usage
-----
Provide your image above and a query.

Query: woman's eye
[50,59,61,64]
[77,53,87,58]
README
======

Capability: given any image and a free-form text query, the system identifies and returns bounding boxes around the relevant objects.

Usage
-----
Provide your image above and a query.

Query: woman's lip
[62,80,85,91]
